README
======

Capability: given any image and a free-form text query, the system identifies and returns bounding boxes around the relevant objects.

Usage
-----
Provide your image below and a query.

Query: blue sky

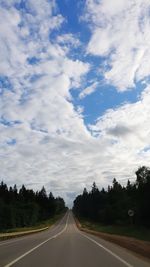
[0,0,150,206]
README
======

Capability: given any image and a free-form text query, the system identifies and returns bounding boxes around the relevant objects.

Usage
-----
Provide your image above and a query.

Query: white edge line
[78,231,134,267]
[3,213,69,267]
[73,221,134,267]
[0,213,67,247]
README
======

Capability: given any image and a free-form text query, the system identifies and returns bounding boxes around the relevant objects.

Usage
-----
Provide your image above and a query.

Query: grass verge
[79,219,150,242]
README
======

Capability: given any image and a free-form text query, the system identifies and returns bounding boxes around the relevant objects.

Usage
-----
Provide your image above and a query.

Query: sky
[0,0,150,207]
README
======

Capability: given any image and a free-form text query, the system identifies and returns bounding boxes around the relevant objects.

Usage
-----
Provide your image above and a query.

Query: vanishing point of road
[0,211,150,267]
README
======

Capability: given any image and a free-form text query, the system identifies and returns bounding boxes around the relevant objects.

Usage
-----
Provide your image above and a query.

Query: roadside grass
[0,212,65,234]
[79,219,150,242]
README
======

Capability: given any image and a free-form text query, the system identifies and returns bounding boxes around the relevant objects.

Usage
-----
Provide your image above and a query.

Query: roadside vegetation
[79,219,150,241]
[73,166,150,241]
[0,182,67,232]
[0,212,65,235]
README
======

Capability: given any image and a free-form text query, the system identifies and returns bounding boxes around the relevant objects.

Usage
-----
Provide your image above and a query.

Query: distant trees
[0,182,67,231]
[73,166,150,227]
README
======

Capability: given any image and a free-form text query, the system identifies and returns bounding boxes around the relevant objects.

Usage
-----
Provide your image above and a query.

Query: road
[0,211,150,267]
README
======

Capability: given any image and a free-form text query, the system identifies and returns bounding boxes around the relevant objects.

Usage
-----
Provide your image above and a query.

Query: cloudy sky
[1,0,150,206]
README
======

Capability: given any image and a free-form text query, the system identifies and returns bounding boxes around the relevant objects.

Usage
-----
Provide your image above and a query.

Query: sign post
[128,209,134,225]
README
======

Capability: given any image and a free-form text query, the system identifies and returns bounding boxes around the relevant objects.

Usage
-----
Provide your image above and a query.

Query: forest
[73,166,150,227]
[0,183,67,231]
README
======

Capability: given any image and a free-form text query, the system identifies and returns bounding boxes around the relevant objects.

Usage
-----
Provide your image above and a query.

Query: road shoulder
[74,217,150,261]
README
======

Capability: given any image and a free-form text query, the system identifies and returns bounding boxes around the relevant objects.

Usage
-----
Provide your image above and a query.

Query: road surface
[0,211,149,267]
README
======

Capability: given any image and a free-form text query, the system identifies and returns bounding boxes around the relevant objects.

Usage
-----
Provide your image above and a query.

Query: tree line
[0,182,67,231]
[73,166,150,227]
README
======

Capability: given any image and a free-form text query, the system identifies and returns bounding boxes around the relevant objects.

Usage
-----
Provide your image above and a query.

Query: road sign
[128,209,134,217]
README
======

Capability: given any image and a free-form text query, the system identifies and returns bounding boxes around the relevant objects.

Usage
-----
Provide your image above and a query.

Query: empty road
[0,212,149,267]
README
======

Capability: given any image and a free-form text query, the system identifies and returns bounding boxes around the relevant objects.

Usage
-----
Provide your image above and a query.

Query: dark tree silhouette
[73,166,150,227]
[0,182,67,231]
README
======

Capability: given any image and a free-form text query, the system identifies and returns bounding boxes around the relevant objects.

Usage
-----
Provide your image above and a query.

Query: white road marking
[3,213,69,267]
[67,215,133,267]
[79,231,134,267]
[0,213,67,247]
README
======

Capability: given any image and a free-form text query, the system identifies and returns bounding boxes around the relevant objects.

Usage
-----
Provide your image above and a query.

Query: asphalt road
[0,211,150,267]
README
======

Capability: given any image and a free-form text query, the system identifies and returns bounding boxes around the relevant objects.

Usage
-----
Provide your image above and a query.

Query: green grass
[0,213,65,234]
[79,219,150,242]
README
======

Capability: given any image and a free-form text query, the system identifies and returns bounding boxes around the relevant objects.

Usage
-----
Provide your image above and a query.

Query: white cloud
[1,0,150,208]
[89,85,150,177]
[79,81,98,99]
[57,33,81,48]
[0,0,93,206]
[84,0,150,90]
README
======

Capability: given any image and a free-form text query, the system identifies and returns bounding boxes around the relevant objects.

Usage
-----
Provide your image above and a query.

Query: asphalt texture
[0,211,150,267]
